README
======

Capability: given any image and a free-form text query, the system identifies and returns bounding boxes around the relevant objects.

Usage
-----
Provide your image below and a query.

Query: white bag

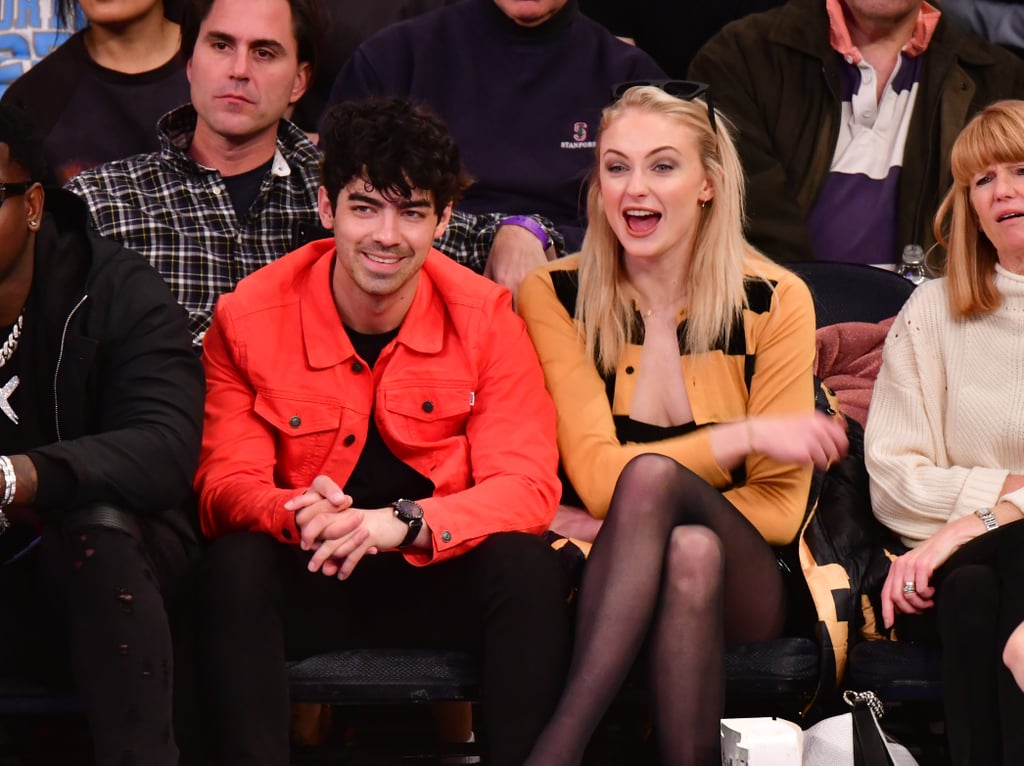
[721,717,803,765]
[801,691,920,766]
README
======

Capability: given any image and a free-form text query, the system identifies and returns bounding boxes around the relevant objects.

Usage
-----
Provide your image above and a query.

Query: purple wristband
[498,215,551,252]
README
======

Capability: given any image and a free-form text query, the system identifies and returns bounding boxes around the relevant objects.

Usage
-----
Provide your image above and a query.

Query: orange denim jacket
[196,240,559,565]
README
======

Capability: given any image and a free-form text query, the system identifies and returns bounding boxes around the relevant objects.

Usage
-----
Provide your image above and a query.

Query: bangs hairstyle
[577,85,755,375]
[319,98,471,217]
[935,100,1024,318]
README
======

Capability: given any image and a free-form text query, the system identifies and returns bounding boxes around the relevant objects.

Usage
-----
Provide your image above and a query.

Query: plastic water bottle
[896,244,927,285]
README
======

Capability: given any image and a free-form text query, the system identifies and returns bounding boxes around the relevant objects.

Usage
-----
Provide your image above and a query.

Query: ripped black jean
[0,511,192,766]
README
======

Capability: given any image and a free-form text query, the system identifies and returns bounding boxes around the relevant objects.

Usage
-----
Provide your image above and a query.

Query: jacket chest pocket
[380,385,474,445]
[254,393,345,486]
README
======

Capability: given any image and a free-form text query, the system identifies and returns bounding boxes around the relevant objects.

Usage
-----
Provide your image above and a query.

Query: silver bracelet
[0,455,15,508]
[975,507,999,532]
[0,456,15,537]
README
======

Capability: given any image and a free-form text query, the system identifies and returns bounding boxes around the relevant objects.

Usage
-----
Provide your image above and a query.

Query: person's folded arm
[194,304,300,542]
[866,300,1008,543]
[407,288,562,565]
[26,254,204,516]
[518,265,732,520]
[866,378,992,541]
[720,271,818,546]
[434,210,564,276]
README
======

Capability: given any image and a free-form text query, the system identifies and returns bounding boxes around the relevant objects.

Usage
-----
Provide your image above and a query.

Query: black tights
[525,454,787,766]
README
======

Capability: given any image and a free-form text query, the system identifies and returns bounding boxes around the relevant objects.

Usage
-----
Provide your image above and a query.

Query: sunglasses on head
[610,80,717,135]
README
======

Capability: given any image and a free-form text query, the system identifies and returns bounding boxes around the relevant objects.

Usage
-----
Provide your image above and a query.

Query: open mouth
[997,212,1024,223]
[623,208,661,235]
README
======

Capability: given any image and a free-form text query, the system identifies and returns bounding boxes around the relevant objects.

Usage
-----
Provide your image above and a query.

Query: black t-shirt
[342,326,434,509]
[222,157,275,219]
[1,31,190,185]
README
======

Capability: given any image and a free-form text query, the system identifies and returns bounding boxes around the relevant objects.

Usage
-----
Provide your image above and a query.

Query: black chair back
[786,261,917,328]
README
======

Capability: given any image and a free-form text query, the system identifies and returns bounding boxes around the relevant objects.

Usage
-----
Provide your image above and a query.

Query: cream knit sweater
[865,265,1024,546]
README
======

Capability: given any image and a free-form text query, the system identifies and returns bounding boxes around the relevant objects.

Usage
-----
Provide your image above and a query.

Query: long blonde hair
[935,100,1024,318]
[576,86,754,374]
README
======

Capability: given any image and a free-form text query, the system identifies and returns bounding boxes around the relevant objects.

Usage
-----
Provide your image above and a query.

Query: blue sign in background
[0,0,70,96]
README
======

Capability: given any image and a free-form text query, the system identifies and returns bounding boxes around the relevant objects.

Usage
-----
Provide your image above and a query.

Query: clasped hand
[284,475,402,580]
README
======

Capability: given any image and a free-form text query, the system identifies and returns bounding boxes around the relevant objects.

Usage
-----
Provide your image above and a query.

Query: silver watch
[975,507,999,532]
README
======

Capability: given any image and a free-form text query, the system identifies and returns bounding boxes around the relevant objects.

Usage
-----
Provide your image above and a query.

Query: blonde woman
[866,100,1024,766]
[517,84,847,766]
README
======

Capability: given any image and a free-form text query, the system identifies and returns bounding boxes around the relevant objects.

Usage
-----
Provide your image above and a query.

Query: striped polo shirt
[806,0,940,266]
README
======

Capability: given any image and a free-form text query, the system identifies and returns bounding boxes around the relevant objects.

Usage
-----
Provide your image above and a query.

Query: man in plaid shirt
[67,0,561,348]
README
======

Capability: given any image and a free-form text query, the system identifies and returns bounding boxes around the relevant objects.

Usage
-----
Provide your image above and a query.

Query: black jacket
[22,189,204,543]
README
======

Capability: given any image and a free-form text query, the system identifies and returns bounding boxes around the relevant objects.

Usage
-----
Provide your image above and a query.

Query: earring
[28,220,38,229]
[700,199,709,209]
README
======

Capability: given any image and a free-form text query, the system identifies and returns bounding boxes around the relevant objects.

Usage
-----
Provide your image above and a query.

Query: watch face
[394,499,424,522]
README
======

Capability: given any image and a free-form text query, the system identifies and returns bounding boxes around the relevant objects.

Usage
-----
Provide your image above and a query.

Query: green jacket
[690,0,1024,262]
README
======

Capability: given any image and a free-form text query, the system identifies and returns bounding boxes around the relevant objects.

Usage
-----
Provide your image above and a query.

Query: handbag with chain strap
[802,691,919,766]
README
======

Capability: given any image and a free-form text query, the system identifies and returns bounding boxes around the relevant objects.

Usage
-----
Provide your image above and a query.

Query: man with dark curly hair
[66,0,563,349]
[193,97,570,766]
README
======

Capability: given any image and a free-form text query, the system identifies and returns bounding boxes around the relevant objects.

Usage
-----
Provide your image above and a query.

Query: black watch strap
[393,499,424,549]
[398,517,423,548]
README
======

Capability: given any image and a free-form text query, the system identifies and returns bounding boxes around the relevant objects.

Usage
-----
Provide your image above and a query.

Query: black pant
[0,512,192,766]
[896,520,1024,766]
[198,531,571,766]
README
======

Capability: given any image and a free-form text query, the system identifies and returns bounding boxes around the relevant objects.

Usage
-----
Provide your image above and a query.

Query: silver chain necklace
[0,312,24,369]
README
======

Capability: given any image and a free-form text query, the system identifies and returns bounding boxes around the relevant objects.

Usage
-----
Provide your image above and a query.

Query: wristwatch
[392,498,424,549]
[975,507,999,532]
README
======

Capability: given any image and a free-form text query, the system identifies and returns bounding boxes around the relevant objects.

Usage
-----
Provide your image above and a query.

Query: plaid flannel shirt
[67,104,563,346]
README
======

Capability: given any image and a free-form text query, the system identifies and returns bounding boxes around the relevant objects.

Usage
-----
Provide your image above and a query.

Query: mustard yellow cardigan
[518,254,817,546]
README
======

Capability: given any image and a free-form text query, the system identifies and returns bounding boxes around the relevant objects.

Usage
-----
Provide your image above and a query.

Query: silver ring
[903,581,916,594]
